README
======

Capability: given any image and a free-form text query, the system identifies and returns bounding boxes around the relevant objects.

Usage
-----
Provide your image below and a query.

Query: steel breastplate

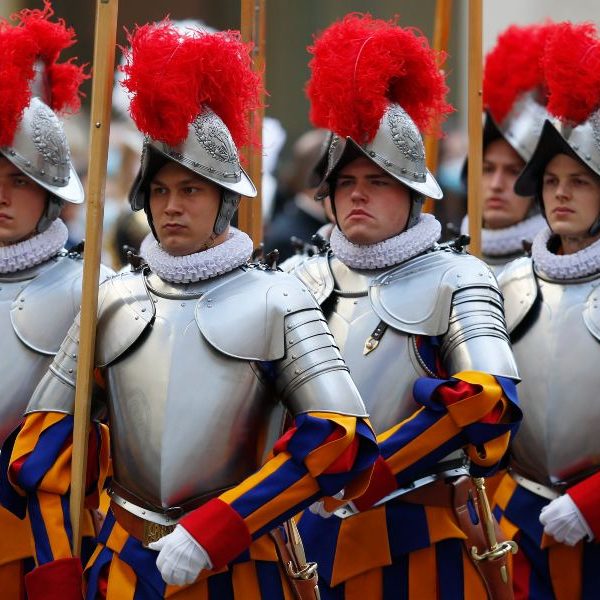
[510,272,600,485]
[105,272,279,510]
[0,257,83,444]
[326,259,428,433]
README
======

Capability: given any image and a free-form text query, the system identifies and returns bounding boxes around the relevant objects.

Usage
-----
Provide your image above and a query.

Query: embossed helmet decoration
[122,20,262,239]
[514,22,600,234]
[307,13,453,228]
[482,22,556,163]
[0,1,87,231]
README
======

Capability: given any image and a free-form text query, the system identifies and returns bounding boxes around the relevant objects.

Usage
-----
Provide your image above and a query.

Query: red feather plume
[483,22,556,124]
[543,22,600,124]
[0,1,86,146]
[307,13,453,143]
[121,21,263,150]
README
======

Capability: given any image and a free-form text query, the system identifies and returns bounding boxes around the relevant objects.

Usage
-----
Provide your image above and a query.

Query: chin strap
[36,196,63,234]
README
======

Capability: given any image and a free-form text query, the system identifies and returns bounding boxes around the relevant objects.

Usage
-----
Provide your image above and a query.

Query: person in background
[461,23,556,274]
[494,21,600,599]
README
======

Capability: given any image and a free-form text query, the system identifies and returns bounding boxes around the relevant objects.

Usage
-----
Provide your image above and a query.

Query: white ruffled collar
[330,213,441,270]
[460,214,545,257]
[140,227,253,283]
[0,219,68,274]
[531,227,600,280]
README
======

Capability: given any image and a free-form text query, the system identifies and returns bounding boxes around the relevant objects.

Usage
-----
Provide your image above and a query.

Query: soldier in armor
[290,14,522,598]
[492,22,600,598]
[461,23,554,274]
[1,20,377,600]
[0,5,112,598]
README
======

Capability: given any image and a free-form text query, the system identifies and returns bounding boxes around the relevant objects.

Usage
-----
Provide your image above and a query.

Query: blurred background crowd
[1,0,597,268]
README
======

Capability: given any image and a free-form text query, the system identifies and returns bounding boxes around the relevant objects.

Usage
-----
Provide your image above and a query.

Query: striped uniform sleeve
[1,411,110,566]
[351,371,522,511]
[180,412,378,569]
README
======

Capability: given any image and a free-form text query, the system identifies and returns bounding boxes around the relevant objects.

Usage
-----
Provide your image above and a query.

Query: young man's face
[333,157,411,245]
[149,161,224,256]
[0,157,47,246]
[543,153,600,239]
[482,138,532,230]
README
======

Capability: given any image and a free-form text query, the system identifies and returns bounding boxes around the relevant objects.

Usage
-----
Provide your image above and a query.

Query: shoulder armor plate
[10,257,111,355]
[196,268,320,361]
[288,254,334,305]
[95,271,155,367]
[370,250,499,336]
[497,257,538,334]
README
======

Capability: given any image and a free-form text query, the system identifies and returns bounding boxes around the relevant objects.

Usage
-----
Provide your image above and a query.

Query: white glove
[149,525,213,586]
[308,491,347,518]
[539,494,594,546]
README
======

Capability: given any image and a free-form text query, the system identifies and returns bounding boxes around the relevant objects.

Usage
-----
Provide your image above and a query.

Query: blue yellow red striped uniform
[493,473,600,599]
[2,409,377,599]
[299,368,521,599]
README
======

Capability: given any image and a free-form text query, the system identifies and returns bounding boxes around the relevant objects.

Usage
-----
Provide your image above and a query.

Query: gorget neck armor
[461,214,544,259]
[330,213,441,271]
[0,219,68,274]
[531,227,600,281]
[140,226,253,283]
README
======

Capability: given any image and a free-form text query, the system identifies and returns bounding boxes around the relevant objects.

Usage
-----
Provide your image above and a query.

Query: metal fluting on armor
[441,285,518,380]
[27,265,368,511]
[275,308,366,416]
[499,258,600,486]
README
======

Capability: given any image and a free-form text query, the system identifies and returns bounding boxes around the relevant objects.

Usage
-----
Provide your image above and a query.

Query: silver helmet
[514,22,600,235]
[0,96,84,206]
[122,21,261,241]
[316,104,442,202]
[0,7,86,232]
[307,14,451,231]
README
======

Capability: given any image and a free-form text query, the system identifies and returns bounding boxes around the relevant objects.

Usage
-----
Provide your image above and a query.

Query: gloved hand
[308,491,346,518]
[149,524,213,585]
[539,494,594,546]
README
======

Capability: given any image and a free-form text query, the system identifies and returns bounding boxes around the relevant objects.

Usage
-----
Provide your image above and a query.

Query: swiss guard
[290,13,522,600]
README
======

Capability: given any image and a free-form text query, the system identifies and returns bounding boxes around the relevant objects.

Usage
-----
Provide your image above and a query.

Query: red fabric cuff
[435,380,479,406]
[353,455,397,511]
[180,498,252,569]
[25,558,83,600]
[567,471,600,539]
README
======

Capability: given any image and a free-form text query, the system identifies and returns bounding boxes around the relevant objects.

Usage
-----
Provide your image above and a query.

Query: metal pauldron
[276,307,368,417]
[441,285,520,380]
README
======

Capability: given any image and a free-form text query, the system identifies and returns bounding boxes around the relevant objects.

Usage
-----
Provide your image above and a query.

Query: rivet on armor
[287,307,291,312]
[72,354,77,358]
[586,155,592,161]
[291,355,297,360]
[68,369,73,374]
[20,297,25,302]
[135,315,139,320]
[295,369,302,375]
[180,303,185,307]
[573,145,579,150]
[283,292,288,296]
[369,151,376,157]
[141,308,146,312]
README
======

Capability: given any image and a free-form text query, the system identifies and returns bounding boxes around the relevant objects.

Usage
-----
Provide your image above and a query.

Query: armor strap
[509,472,560,501]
